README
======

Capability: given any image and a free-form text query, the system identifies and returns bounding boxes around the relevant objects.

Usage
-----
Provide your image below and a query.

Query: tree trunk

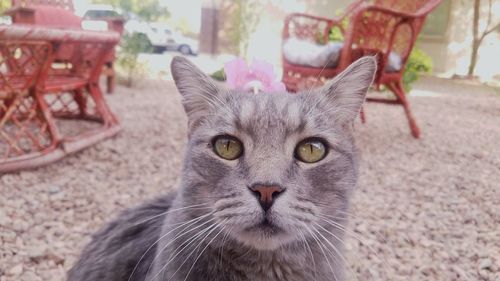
[468,0,481,76]
[468,40,480,76]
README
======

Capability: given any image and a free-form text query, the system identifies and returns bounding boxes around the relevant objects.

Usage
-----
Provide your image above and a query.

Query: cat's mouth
[246,218,283,236]
[237,217,293,250]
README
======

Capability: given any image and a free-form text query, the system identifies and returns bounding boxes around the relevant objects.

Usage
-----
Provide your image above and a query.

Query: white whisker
[161,223,221,280]
[133,204,211,227]
[313,223,361,281]
[305,225,339,281]
[318,214,390,274]
[145,217,217,280]
[127,212,213,281]
[182,223,227,281]
[297,229,317,281]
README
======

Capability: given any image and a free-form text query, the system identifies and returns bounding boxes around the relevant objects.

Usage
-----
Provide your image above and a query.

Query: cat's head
[171,56,376,250]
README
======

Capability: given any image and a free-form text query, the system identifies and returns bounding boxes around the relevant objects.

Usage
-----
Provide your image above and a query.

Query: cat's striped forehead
[171,56,376,138]
[233,93,305,135]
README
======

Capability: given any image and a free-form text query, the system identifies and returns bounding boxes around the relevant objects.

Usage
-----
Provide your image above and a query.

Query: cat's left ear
[311,56,377,124]
[171,56,223,129]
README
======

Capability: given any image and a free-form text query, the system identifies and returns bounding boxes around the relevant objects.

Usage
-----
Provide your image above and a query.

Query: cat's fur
[68,56,376,281]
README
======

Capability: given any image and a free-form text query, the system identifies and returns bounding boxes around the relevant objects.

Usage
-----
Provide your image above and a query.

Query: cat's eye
[295,138,327,163]
[212,135,243,160]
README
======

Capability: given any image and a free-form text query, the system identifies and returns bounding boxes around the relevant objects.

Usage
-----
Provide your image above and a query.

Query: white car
[79,7,199,55]
[125,21,198,55]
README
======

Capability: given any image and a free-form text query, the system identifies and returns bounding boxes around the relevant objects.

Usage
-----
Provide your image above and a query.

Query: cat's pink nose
[248,184,285,211]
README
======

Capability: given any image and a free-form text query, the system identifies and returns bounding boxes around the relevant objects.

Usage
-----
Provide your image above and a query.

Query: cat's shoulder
[91,191,176,240]
[67,191,177,281]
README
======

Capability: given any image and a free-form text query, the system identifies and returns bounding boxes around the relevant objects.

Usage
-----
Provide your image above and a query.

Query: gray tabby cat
[68,55,376,281]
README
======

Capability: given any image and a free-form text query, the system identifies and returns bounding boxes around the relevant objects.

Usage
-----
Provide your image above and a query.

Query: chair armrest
[285,13,338,25]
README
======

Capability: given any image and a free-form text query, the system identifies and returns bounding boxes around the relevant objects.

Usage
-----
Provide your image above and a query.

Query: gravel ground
[0,77,499,281]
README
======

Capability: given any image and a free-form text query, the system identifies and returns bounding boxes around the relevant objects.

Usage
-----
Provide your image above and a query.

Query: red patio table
[0,25,121,173]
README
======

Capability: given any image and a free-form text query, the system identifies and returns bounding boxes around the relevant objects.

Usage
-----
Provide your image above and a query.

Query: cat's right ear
[309,56,377,124]
[171,56,223,128]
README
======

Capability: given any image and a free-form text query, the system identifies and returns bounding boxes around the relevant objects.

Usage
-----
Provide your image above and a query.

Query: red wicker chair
[5,0,125,93]
[282,0,442,138]
[0,23,120,172]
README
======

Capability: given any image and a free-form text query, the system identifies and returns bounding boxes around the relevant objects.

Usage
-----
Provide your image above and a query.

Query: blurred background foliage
[403,48,433,91]
[224,0,263,56]
[116,32,152,87]
[90,0,170,87]
[0,1,11,14]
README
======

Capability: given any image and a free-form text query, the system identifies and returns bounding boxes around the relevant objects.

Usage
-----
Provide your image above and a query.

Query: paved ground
[0,76,499,281]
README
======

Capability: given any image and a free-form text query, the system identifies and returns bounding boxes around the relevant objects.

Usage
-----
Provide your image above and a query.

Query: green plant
[211,68,226,81]
[116,32,152,87]
[328,26,345,43]
[227,0,262,56]
[328,11,349,43]
[0,1,10,14]
[403,48,433,91]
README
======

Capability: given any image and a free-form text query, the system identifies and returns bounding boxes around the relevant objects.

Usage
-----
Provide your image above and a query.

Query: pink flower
[224,58,286,93]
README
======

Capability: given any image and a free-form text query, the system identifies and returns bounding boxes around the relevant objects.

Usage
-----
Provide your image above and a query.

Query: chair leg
[106,63,115,94]
[35,89,63,143]
[106,73,114,94]
[360,106,366,124]
[387,81,421,138]
[87,84,117,125]
[74,89,87,117]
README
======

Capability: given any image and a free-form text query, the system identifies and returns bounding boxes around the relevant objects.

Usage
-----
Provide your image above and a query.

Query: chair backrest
[12,0,74,11]
[339,0,441,73]
[283,13,336,45]
[372,0,439,15]
[10,0,81,28]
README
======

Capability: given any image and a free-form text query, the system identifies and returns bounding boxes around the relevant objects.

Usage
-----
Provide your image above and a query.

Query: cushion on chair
[282,38,403,72]
[282,38,343,68]
[385,52,403,72]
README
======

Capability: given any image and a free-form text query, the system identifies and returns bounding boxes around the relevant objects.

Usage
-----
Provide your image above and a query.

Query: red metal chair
[5,0,125,93]
[282,0,442,138]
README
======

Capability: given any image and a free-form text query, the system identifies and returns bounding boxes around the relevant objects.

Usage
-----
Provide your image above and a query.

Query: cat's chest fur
[218,248,313,281]
[158,244,320,281]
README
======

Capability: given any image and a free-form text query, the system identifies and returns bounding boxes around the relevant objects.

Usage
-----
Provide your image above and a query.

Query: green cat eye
[295,138,327,163]
[212,135,243,160]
